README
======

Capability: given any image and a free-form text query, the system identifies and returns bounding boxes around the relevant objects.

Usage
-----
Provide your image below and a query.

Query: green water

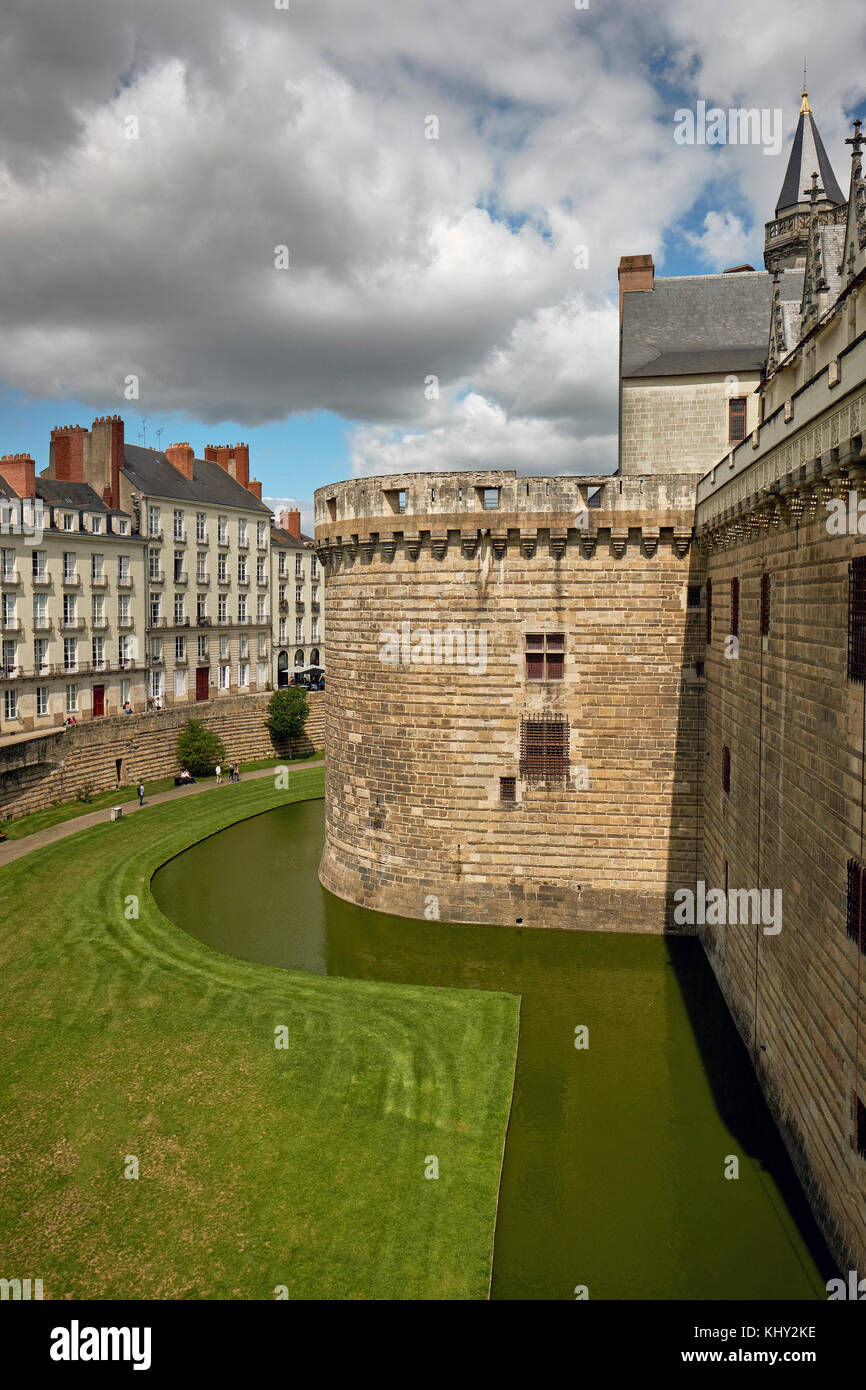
[152,798,835,1300]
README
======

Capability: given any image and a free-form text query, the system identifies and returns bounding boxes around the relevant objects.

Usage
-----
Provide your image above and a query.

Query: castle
[315,89,866,1273]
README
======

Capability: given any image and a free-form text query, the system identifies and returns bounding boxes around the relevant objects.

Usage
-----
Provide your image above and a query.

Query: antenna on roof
[155,427,164,452]
[139,418,148,447]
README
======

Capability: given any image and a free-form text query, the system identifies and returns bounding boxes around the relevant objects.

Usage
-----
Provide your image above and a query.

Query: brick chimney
[49,425,87,483]
[0,453,36,497]
[165,442,196,480]
[248,478,262,500]
[279,508,301,539]
[231,443,250,488]
[618,254,654,321]
[204,444,231,472]
[90,414,124,510]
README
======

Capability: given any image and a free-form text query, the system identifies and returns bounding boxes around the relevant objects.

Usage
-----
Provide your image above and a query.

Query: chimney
[618,254,654,321]
[279,507,301,539]
[49,424,87,482]
[165,442,196,480]
[90,414,124,510]
[0,453,36,498]
[205,444,231,472]
[248,478,262,500]
[231,443,250,488]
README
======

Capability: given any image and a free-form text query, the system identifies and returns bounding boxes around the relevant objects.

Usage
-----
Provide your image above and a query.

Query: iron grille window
[499,777,516,803]
[728,398,747,443]
[857,1096,866,1160]
[519,716,569,782]
[722,745,731,795]
[760,572,771,637]
[847,859,866,954]
[706,579,712,643]
[525,633,565,680]
[730,578,740,638]
[848,558,866,682]
[687,585,701,608]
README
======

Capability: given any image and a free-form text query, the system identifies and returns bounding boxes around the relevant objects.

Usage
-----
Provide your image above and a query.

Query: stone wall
[315,472,704,933]
[620,375,761,477]
[700,503,866,1271]
[0,692,325,820]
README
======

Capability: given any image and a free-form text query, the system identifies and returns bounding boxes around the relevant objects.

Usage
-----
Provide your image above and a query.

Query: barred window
[728,397,747,443]
[687,585,701,609]
[722,745,731,795]
[847,858,866,954]
[525,633,564,681]
[519,716,569,782]
[499,777,516,803]
[848,558,866,682]
[706,579,712,644]
[857,1097,866,1160]
[730,578,740,638]
[760,572,771,637]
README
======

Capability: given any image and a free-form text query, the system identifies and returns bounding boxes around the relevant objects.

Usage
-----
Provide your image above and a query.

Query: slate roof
[621,270,804,379]
[35,477,113,511]
[122,443,271,512]
[776,109,845,214]
[271,524,314,548]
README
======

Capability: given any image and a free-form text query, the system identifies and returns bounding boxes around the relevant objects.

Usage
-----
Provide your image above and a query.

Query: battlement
[314,471,698,562]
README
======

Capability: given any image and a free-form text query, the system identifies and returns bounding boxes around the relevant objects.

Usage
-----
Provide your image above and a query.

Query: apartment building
[271,509,323,686]
[0,453,146,731]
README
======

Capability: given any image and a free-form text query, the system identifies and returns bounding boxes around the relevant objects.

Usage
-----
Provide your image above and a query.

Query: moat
[152,798,835,1300]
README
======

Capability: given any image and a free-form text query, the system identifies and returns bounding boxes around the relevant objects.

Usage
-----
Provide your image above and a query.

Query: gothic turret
[764,82,847,272]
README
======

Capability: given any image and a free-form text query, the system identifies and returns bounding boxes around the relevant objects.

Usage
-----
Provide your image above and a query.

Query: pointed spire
[775,84,844,214]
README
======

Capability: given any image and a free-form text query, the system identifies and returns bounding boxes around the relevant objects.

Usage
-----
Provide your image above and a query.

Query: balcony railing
[279,600,288,611]
[61,572,80,587]
[197,615,211,626]
[170,616,190,628]
[59,617,85,631]
[31,571,51,587]
[196,533,209,547]
[311,602,320,614]
[91,618,109,631]
[195,573,209,585]
[117,573,133,588]
[33,616,52,631]
[174,653,188,666]
[237,537,249,549]
[217,573,230,585]
[1,570,21,585]
[173,572,188,585]
[149,569,165,584]
[149,526,163,540]
[295,600,305,611]
[91,574,108,588]
[1,616,21,632]
[237,575,250,586]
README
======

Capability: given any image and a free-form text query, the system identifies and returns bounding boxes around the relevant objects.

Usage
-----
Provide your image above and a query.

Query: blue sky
[0,0,864,517]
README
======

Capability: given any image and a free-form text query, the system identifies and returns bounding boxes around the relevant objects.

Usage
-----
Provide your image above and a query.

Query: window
[196,594,207,621]
[120,679,130,704]
[92,636,105,669]
[62,551,76,580]
[238,662,249,688]
[218,555,227,583]
[257,661,268,687]
[500,776,516,803]
[63,637,77,671]
[65,684,78,714]
[33,595,47,624]
[279,619,287,644]
[176,636,186,661]
[63,513,75,531]
[240,635,248,659]
[311,558,318,579]
[34,638,48,671]
[760,573,771,637]
[238,557,247,583]
[295,554,303,577]
[118,595,130,624]
[1,548,14,581]
[218,515,227,545]
[1,640,15,676]
[730,578,739,639]
[174,551,184,582]
[196,512,206,542]
[218,596,227,622]
[296,586,303,603]
[217,635,228,660]
[849,558,866,682]
[519,716,569,781]
[481,487,499,510]
[238,595,247,622]
[728,398,747,443]
[36,686,48,717]
[847,859,866,954]
[32,550,46,580]
[119,635,132,665]
[149,599,160,626]
[257,521,267,548]
[722,745,731,795]
[197,553,207,582]
[174,594,185,623]
[149,506,161,538]
[173,509,184,540]
[857,1097,866,1160]
[257,557,265,584]
[687,585,701,608]
[117,519,129,536]
[258,634,267,657]
[151,637,162,661]
[92,595,104,624]
[118,555,130,581]
[238,519,248,547]
[218,663,230,690]
[91,515,103,534]
[63,594,77,624]
[296,622,303,643]
[706,579,712,644]
[525,633,565,681]
[257,596,266,622]
[149,548,161,580]
[198,635,208,660]
[4,689,18,720]
[278,552,286,576]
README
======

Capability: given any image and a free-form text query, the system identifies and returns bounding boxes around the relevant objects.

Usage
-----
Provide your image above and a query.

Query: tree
[176,718,226,777]
[265,687,309,746]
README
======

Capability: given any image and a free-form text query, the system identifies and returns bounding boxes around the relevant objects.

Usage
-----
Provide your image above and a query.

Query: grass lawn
[0,767,519,1300]
[0,749,325,841]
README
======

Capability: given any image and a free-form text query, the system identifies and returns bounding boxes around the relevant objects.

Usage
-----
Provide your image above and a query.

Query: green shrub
[76,784,94,804]
[176,718,226,777]
[265,687,309,746]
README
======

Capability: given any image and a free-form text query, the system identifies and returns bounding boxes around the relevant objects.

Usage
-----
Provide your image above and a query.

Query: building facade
[271,508,323,686]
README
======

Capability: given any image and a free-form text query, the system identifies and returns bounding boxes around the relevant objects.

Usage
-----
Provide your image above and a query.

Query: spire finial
[800,63,811,115]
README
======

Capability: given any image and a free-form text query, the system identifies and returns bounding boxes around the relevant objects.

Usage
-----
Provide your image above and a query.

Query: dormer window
[63,513,75,531]
[91,515,103,534]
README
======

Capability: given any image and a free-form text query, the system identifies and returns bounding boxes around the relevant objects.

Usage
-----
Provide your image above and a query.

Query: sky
[0,0,864,531]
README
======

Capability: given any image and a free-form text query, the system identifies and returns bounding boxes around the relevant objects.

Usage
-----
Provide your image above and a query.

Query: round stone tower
[315,470,703,932]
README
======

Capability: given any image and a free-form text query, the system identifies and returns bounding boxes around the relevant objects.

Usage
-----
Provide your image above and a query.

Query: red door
[92,684,105,718]
[196,667,209,702]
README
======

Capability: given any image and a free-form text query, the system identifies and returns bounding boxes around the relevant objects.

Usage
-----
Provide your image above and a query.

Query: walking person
[137,781,145,807]
[215,763,222,785]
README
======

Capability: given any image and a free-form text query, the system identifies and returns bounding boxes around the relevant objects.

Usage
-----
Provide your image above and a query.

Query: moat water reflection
[152,798,835,1300]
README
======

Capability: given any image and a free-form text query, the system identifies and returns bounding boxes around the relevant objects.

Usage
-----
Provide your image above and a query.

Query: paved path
[0,759,322,869]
